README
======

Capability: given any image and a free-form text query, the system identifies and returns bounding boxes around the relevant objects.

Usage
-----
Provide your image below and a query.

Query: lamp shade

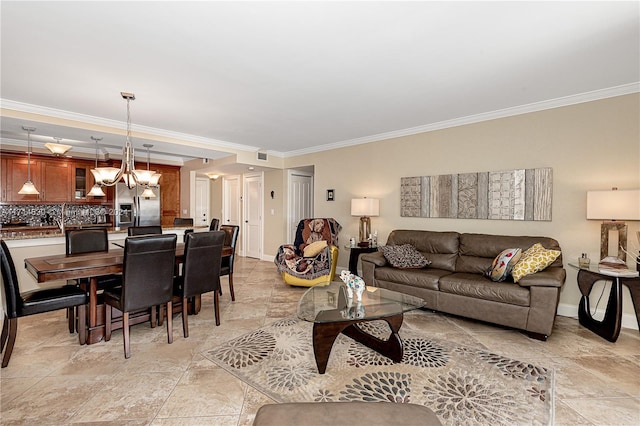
[586,189,640,220]
[351,198,379,217]
[44,142,72,156]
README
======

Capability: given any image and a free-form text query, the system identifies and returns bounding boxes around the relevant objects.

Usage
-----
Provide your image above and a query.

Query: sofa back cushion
[386,230,459,272]
[456,233,563,274]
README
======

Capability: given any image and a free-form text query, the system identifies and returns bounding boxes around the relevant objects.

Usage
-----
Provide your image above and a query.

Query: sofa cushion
[375,266,450,291]
[439,273,531,306]
[511,243,561,283]
[380,244,431,269]
[484,248,522,282]
[386,230,459,272]
[456,233,563,273]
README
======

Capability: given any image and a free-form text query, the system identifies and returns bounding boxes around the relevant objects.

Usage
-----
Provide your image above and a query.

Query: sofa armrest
[361,251,387,267]
[517,267,566,288]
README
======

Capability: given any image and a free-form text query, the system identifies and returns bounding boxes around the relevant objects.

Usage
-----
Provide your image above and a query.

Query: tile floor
[1,257,639,425]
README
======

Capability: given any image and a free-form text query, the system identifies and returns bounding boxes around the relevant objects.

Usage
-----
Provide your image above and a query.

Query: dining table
[24,243,232,345]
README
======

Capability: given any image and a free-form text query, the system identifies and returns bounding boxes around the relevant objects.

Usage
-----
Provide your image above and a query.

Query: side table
[569,263,640,342]
[346,245,378,275]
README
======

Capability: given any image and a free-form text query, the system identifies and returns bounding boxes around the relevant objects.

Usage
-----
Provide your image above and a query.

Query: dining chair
[127,225,163,236]
[209,218,220,231]
[103,234,177,359]
[1,240,88,367]
[219,225,240,301]
[172,231,224,335]
[173,218,194,226]
[64,228,122,333]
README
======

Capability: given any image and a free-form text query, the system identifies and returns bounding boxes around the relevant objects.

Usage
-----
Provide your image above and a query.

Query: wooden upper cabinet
[41,160,72,202]
[5,157,43,202]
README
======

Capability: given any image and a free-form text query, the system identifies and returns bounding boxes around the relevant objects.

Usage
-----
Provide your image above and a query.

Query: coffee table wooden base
[312,313,404,374]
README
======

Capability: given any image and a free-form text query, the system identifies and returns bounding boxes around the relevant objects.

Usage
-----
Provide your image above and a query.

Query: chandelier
[91,92,160,188]
[45,137,72,156]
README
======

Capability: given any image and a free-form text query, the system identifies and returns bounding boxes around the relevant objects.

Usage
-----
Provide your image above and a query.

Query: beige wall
[280,93,640,321]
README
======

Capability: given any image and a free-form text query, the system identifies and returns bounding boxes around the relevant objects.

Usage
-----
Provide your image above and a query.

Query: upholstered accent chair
[274,218,341,287]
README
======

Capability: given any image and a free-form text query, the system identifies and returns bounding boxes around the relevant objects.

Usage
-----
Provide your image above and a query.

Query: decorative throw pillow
[303,240,327,257]
[511,243,561,283]
[380,244,431,269]
[484,248,522,282]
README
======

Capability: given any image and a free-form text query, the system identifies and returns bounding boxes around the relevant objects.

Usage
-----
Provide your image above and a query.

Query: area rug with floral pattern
[203,318,554,425]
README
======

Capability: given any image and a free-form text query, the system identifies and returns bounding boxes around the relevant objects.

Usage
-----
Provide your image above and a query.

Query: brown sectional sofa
[361,230,566,340]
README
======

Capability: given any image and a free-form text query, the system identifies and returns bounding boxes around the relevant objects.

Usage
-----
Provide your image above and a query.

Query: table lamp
[586,188,640,262]
[351,198,379,247]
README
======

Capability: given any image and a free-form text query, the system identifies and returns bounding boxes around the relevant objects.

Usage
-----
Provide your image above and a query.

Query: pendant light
[45,137,72,156]
[18,126,40,195]
[139,144,158,198]
[91,92,138,186]
[87,136,106,197]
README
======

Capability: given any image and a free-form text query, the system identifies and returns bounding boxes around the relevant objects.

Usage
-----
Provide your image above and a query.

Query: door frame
[242,172,263,259]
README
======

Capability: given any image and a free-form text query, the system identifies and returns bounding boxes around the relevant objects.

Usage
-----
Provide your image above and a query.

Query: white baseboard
[557,302,639,331]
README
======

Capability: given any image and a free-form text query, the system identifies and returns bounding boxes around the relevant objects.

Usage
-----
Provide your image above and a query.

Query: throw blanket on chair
[275,218,341,280]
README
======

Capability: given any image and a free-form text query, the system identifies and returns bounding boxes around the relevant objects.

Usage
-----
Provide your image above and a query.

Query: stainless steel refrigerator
[115,183,161,227]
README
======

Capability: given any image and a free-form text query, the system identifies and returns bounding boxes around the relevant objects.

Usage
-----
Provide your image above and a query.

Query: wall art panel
[400,167,552,221]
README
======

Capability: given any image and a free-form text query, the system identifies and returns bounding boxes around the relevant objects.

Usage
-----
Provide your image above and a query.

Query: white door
[287,170,314,241]
[194,177,210,227]
[223,175,241,226]
[243,173,263,259]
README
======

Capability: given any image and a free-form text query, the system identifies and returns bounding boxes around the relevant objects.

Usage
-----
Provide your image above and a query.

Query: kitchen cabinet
[5,157,72,203]
[156,165,180,226]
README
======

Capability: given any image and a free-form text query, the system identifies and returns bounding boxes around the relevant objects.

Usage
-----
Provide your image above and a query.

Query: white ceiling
[1,1,638,167]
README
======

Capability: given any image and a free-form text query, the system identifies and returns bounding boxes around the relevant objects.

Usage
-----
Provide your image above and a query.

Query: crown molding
[0,99,264,155]
[281,82,640,158]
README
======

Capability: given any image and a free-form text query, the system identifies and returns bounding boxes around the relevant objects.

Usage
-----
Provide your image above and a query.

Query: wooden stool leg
[166,301,173,344]
[1,318,18,368]
[123,312,131,359]
[105,305,112,341]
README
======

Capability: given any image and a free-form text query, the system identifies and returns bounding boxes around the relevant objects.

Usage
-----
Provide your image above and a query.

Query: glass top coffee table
[297,281,425,374]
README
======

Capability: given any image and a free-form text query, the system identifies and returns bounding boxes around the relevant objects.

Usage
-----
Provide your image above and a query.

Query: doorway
[243,172,263,259]
[287,170,314,242]
[194,177,210,227]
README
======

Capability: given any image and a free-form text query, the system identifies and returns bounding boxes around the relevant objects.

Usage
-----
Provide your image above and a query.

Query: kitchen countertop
[0,225,205,241]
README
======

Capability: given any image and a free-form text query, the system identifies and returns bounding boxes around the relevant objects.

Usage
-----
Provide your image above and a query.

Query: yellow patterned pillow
[511,243,561,283]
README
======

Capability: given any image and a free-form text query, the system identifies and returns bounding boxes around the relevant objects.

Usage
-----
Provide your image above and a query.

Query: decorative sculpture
[340,270,366,302]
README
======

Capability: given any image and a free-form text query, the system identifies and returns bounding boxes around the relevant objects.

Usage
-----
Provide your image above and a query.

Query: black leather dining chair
[103,234,177,359]
[65,228,122,333]
[172,231,224,334]
[1,240,88,367]
[127,226,163,236]
[219,225,239,301]
[173,218,194,226]
[209,218,220,231]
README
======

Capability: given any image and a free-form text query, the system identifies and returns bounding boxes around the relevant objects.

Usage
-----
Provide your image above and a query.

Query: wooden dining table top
[25,243,232,283]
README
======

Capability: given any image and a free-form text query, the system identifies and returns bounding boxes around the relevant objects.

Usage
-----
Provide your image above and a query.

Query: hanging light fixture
[44,137,72,156]
[18,126,40,195]
[143,144,162,186]
[138,144,158,198]
[87,136,106,197]
[91,92,139,187]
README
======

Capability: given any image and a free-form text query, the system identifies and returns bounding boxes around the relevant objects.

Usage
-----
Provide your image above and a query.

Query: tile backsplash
[0,204,110,227]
